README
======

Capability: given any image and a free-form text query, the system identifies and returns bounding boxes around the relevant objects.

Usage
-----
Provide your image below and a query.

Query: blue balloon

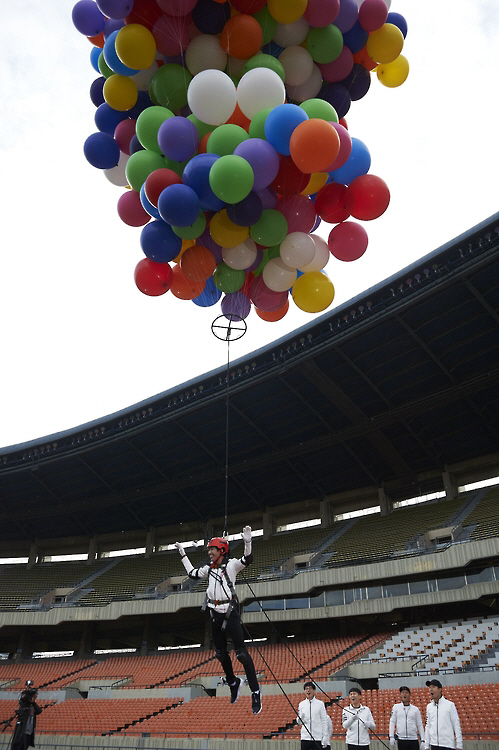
[192,277,223,307]
[129,134,145,154]
[103,30,139,75]
[226,192,263,227]
[340,63,371,101]
[127,91,153,119]
[264,103,308,156]
[90,47,102,73]
[83,132,120,169]
[158,184,200,226]
[98,0,133,21]
[90,76,105,107]
[182,153,224,211]
[387,12,407,38]
[94,102,128,135]
[342,21,368,54]
[140,184,161,220]
[262,41,285,58]
[330,137,371,185]
[140,220,182,262]
[318,83,351,119]
[191,0,230,34]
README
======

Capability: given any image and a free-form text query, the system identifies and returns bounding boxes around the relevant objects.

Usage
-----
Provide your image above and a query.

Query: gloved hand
[242,526,252,543]
[175,542,185,556]
[420,743,426,750]
[390,739,396,748]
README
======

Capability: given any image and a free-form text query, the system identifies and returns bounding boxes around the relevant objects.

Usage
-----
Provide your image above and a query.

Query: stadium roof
[2,213,498,544]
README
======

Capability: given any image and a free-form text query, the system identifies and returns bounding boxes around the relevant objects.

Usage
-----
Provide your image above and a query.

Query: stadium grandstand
[0,212,498,750]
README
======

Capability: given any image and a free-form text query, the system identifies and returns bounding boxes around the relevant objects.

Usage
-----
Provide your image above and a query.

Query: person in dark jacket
[11,689,42,750]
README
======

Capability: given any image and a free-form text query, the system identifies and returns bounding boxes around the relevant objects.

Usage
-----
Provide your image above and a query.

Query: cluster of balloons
[74,0,408,322]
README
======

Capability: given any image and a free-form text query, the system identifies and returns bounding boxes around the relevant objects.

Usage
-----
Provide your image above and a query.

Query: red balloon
[344,174,390,220]
[255,299,289,321]
[152,13,191,56]
[117,190,151,226]
[241,271,255,298]
[134,258,173,295]
[353,46,377,71]
[114,119,136,155]
[328,221,368,262]
[145,168,182,207]
[250,276,288,311]
[231,0,266,13]
[314,183,350,223]
[125,0,162,29]
[358,0,388,32]
[270,156,309,195]
[276,194,317,233]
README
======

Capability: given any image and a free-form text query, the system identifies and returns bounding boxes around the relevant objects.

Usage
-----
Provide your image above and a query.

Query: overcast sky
[0,0,497,449]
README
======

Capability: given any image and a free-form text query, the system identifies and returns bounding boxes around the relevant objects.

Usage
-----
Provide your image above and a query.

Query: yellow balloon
[103,74,138,112]
[115,24,157,71]
[174,239,196,263]
[366,23,404,64]
[377,55,409,88]
[292,271,335,313]
[267,0,307,25]
[302,172,329,196]
[210,210,249,248]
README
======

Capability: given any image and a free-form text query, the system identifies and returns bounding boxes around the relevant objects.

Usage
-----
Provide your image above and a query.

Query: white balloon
[237,68,286,120]
[298,234,331,273]
[104,152,129,186]
[279,232,316,269]
[131,61,158,91]
[222,239,258,270]
[263,257,297,292]
[279,46,314,87]
[286,64,323,103]
[273,18,309,47]
[185,35,227,76]
[187,70,237,126]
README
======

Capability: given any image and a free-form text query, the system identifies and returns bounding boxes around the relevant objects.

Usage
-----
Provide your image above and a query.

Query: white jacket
[390,703,424,741]
[181,556,248,614]
[425,696,462,749]
[298,696,329,744]
[342,704,375,746]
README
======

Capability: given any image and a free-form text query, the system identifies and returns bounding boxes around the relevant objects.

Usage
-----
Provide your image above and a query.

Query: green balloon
[253,244,281,277]
[250,210,288,247]
[98,52,113,79]
[300,98,338,122]
[307,25,344,64]
[248,107,272,140]
[125,150,166,192]
[136,106,174,153]
[172,211,207,240]
[252,6,276,46]
[213,263,245,293]
[164,156,188,177]
[149,64,192,111]
[209,155,254,204]
[187,114,213,140]
[243,54,285,82]
[207,125,249,157]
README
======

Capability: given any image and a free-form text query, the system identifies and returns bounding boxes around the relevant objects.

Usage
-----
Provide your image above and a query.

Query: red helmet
[207,537,229,556]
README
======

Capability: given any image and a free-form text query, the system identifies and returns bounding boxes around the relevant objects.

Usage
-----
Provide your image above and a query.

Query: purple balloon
[198,227,223,263]
[256,187,278,210]
[158,117,199,162]
[334,0,358,33]
[97,0,134,19]
[226,192,263,227]
[103,18,125,38]
[233,139,280,191]
[221,292,251,320]
[72,0,106,36]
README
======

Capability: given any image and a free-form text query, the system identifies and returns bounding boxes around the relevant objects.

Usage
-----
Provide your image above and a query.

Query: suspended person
[342,687,375,750]
[175,526,262,714]
[11,688,42,750]
[297,681,330,750]
[390,686,425,750]
[424,679,462,750]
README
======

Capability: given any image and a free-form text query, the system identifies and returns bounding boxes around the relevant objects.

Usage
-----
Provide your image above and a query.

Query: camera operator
[11,688,42,750]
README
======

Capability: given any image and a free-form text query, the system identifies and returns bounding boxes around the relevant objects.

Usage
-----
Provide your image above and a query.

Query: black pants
[302,740,322,750]
[430,746,455,750]
[210,608,259,692]
[398,741,420,750]
[348,745,369,750]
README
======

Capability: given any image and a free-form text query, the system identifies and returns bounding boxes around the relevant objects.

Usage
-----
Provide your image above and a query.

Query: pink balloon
[114,119,136,155]
[117,190,151,227]
[323,123,352,171]
[358,0,388,31]
[304,0,340,27]
[250,276,288,311]
[276,194,316,233]
[328,221,368,261]
[156,0,197,16]
[318,46,354,83]
[152,13,191,56]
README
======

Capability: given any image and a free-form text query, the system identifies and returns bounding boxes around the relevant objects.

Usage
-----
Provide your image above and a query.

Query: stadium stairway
[108,696,184,735]
[148,653,218,688]
[447,488,489,527]
[37,660,99,690]
[290,633,381,683]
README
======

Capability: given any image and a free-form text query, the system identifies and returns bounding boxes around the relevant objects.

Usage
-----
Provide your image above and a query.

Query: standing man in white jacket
[424,679,462,750]
[298,682,329,750]
[390,686,425,750]
[342,687,375,750]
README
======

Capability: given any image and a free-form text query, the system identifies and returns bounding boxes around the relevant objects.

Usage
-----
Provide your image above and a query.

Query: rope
[223,337,230,538]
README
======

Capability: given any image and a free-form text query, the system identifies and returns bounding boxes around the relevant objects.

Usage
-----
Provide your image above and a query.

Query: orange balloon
[170,264,205,299]
[88,32,104,48]
[290,119,340,174]
[353,46,377,71]
[198,132,211,154]
[225,103,251,131]
[255,299,289,321]
[220,15,263,60]
[180,245,216,282]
